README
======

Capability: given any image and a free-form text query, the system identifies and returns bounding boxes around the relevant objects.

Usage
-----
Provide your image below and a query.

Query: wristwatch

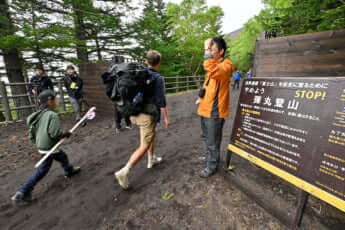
[205,47,211,51]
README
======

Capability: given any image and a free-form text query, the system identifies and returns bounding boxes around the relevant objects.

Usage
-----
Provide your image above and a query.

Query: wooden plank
[257,62,345,73]
[258,37,345,52]
[257,51,345,66]
[257,46,345,56]
[259,29,345,45]
[84,92,108,98]
[0,81,13,121]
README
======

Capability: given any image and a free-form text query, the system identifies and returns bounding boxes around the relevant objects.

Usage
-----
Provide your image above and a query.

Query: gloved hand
[62,131,72,138]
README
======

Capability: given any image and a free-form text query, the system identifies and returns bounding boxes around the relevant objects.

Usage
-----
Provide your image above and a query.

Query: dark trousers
[200,116,225,171]
[233,80,240,89]
[19,150,73,195]
[114,106,131,129]
[69,97,83,121]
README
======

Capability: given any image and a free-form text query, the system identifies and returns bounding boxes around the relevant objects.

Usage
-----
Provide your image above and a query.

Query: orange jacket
[197,56,234,118]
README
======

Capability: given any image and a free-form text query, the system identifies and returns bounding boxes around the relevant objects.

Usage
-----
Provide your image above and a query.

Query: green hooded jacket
[27,108,65,151]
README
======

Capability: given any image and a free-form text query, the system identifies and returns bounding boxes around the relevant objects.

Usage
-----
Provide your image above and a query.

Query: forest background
[0,0,344,118]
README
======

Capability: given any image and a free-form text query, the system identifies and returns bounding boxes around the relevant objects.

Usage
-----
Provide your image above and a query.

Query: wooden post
[176,76,179,93]
[58,80,66,113]
[187,76,189,91]
[0,81,13,121]
[291,190,309,230]
[225,149,233,169]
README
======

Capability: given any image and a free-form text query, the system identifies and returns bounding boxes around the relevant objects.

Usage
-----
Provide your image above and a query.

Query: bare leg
[128,144,150,166]
[147,136,155,156]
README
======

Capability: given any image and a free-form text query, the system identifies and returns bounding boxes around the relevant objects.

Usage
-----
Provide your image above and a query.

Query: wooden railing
[0,75,205,123]
[0,80,71,122]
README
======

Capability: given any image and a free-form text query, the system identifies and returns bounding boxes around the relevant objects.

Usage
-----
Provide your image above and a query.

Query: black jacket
[29,75,54,95]
[145,67,167,124]
[63,74,83,99]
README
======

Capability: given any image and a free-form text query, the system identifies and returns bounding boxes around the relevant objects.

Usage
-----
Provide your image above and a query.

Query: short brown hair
[146,50,161,66]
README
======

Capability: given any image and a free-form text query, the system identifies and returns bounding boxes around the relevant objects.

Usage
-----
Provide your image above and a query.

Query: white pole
[34,107,96,168]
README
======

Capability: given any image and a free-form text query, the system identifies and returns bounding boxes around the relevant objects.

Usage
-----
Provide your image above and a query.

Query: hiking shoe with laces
[114,167,130,190]
[199,168,216,178]
[65,166,81,178]
[11,191,32,203]
[147,156,163,169]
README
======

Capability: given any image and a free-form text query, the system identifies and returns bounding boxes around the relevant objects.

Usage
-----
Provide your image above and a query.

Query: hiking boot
[11,191,32,203]
[199,156,207,164]
[65,166,81,178]
[114,167,130,190]
[147,156,163,169]
[199,168,216,178]
[115,128,121,134]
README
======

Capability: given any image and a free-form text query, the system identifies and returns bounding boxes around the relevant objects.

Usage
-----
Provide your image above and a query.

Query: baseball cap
[38,90,56,104]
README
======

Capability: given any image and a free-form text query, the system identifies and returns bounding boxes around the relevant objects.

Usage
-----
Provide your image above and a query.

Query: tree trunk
[95,37,102,61]
[71,1,89,62]
[0,0,32,120]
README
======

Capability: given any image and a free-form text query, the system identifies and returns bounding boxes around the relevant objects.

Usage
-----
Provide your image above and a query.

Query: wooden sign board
[229,77,345,212]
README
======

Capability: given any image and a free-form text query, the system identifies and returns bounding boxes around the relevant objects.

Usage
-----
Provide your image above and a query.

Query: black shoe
[199,156,207,164]
[81,121,87,127]
[65,166,81,178]
[199,168,216,178]
[11,191,32,203]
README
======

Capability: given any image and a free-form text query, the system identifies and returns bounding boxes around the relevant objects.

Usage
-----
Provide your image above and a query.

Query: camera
[198,88,206,98]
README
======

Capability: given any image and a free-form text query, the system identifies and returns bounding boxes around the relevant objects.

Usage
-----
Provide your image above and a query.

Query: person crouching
[11,90,80,203]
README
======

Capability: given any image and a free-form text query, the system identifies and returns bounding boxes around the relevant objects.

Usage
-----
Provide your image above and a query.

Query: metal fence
[0,75,205,123]
[164,75,204,93]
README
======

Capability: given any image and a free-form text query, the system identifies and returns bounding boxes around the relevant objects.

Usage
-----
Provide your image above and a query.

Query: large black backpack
[101,62,154,117]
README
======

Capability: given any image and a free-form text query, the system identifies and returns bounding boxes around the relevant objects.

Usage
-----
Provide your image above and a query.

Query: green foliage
[131,0,183,77]
[262,0,345,35]
[228,18,262,71]
[166,0,224,76]
[229,0,345,72]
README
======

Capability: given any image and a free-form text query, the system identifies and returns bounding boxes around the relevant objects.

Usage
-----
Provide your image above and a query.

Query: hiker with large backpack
[102,51,170,190]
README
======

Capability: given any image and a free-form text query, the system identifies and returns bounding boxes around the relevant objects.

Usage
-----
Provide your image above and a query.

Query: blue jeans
[19,150,73,195]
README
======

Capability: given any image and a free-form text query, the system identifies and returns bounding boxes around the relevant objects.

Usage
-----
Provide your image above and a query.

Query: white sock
[125,163,132,169]
[148,155,153,161]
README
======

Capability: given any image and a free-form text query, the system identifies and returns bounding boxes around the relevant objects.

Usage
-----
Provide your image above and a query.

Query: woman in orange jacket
[196,37,235,178]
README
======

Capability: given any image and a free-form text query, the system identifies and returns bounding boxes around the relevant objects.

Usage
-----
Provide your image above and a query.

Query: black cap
[38,90,56,104]
[66,65,75,70]
[35,66,44,71]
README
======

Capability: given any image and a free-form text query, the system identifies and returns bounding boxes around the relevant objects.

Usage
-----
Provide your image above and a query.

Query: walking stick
[34,106,96,168]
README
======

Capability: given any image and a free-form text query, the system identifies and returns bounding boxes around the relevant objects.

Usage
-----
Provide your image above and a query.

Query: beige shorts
[131,113,155,146]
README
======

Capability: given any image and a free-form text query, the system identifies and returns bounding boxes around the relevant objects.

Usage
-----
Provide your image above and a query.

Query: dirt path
[0,87,343,230]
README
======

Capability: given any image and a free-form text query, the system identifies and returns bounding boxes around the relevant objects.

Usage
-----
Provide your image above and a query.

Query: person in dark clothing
[63,65,84,124]
[29,67,54,109]
[114,104,132,134]
[11,90,80,203]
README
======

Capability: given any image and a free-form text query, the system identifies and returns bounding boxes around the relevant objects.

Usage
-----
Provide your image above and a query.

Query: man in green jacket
[11,90,80,203]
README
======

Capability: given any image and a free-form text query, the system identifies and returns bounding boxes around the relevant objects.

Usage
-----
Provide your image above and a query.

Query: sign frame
[225,77,345,229]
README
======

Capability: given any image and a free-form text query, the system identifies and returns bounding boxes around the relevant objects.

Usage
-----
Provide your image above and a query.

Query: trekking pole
[34,106,96,168]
